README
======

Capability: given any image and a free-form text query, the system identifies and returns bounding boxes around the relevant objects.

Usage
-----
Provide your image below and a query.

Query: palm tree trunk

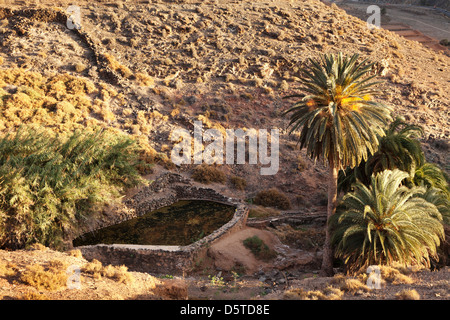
[320,164,338,276]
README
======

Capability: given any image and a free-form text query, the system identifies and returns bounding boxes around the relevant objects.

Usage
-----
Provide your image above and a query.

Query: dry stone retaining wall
[77,173,249,274]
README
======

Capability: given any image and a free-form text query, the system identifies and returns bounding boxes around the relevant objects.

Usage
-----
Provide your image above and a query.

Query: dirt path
[335,1,450,51]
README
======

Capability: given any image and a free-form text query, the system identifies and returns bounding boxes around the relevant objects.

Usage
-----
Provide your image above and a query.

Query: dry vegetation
[253,188,292,210]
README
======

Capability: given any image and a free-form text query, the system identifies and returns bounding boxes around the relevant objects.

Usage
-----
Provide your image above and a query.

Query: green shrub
[243,236,276,261]
[0,127,147,249]
[253,188,291,210]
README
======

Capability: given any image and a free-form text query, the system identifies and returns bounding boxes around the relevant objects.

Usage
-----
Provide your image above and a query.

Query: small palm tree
[331,169,444,272]
[338,117,425,193]
[366,117,424,177]
[413,162,449,195]
[284,53,392,275]
[418,187,450,225]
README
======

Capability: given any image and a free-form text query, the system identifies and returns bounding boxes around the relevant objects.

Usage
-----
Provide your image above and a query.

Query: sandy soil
[1,226,448,300]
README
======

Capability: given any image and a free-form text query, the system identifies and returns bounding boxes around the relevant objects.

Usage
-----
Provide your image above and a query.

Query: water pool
[73,200,235,247]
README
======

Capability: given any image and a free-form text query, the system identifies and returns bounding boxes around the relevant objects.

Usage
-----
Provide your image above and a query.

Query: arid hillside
[0,0,448,301]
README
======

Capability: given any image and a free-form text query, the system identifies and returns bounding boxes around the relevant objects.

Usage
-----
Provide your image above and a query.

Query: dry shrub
[74,63,87,73]
[82,259,134,284]
[136,72,155,87]
[230,175,247,190]
[0,262,17,277]
[101,53,133,78]
[340,278,370,293]
[379,265,414,284]
[296,155,308,172]
[395,289,420,300]
[82,259,103,279]
[330,274,370,294]
[103,265,135,284]
[192,164,226,184]
[18,290,49,300]
[284,286,343,300]
[20,264,67,291]
[253,188,291,210]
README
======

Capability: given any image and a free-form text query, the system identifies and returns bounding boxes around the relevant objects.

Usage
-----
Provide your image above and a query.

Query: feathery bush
[0,127,146,249]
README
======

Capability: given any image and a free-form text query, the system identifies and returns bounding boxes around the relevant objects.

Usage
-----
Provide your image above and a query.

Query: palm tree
[338,117,425,193]
[413,162,449,195]
[365,117,424,177]
[283,53,392,276]
[331,169,444,271]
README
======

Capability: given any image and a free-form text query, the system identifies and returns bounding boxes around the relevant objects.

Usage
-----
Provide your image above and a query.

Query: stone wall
[77,173,249,274]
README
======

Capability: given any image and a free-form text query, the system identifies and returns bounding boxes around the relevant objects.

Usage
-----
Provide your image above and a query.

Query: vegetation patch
[243,236,276,261]
[81,259,135,284]
[0,128,147,249]
[230,175,247,191]
[253,188,291,210]
[248,206,280,219]
[274,224,324,250]
[395,289,420,300]
[20,263,68,291]
[283,286,343,300]
[192,164,226,184]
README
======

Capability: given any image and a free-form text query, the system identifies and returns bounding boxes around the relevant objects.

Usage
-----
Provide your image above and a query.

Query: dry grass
[102,53,133,78]
[20,264,68,291]
[17,290,49,300]
[0,68,98,134]
[81,259,135,284]
[154,279,188,300]
[379,265,414,285]
[330,274,371,293]
[395,289,420,300]
[284,286,343,300]
[0,67,158,173]
[0,262,18,277]
[248,205,280,218]
[192,164,226,184]
[135,72,155,87]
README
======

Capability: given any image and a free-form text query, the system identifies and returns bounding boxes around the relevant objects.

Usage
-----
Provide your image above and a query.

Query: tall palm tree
[283,53,392,276]
[331,169,444,271]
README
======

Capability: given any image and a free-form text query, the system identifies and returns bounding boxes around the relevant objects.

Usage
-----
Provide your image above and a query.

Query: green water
[73,200,235,247]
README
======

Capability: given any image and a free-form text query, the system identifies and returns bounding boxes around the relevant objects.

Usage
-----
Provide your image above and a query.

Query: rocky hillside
[0,0,448,300]
[0,0,448,206]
